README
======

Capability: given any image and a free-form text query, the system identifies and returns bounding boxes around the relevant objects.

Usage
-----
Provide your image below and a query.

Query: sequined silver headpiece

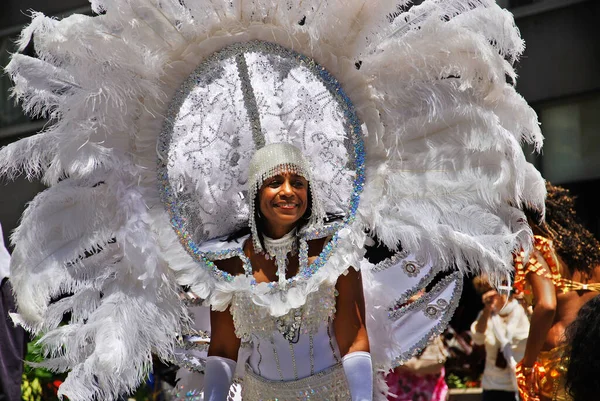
[248,143,325,253]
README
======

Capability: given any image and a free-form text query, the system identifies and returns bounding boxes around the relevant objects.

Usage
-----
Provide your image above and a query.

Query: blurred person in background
[515,183,600,401]
[385,333,449,401]
[563,294,600,401]
[0,223,26,401]
[471,276,529,401]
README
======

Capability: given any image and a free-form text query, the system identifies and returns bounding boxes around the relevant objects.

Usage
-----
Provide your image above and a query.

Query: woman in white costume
[1,0,545,400]
[202,143,371,400]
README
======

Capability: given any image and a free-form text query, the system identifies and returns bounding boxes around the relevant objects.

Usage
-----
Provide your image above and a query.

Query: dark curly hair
[526,183,600,275]
[564,294,600,401]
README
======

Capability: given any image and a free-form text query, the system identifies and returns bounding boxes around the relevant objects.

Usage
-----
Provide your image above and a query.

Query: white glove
[342,351,373,401]
[204,356,236,401]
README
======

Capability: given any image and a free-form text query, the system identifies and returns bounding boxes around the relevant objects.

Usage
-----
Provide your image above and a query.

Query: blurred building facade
[1,0,599,246]
[506,0,600,233]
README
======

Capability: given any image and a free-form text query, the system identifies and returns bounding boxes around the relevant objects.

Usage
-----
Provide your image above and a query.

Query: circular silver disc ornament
[158,41,365,282]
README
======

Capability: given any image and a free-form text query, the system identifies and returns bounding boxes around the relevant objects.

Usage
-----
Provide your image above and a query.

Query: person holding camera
[471,278,529,401]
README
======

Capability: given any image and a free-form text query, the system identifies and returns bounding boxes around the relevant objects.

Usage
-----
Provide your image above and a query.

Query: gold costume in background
[537,345,570,401]
[516,184,600,401]
[515,236,596,401]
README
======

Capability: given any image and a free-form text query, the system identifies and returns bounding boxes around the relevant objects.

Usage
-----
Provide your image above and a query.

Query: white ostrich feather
[8,170,187,400]
[2,0,544,398]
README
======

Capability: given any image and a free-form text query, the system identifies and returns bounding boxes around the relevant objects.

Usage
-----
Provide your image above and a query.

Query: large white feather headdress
[2,0,544,399]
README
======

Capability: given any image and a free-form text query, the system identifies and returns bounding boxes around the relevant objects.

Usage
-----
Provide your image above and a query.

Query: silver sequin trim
[326,318,341,363]
[289,342,299,380]
[390,271,463,367]
[374,250,444,309]
[235,52,265,149]
[241,362,351,401]
[271,336,284,381]
[371,249,410,273]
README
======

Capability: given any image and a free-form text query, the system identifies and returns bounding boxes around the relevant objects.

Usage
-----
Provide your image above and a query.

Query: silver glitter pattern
[230,284,336,341]
[371,250,409,273]
[235,53,265,149]
[276,307,303,342]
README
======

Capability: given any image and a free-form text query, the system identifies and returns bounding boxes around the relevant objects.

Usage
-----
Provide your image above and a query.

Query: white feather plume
[9,170,188,400]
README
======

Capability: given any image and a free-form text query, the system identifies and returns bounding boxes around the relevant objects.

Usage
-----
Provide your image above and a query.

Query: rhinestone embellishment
[402,260,421,278]
[424,299,450,319]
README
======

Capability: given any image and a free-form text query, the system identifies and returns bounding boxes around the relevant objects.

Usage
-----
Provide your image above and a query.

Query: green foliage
[445,372,480,389]
[21,375,43,401]
[21,340,62,401]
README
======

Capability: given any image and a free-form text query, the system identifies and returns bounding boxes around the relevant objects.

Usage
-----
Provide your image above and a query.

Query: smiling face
[258,171,309,237]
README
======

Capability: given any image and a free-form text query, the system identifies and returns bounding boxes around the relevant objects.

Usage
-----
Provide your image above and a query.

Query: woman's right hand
[474,289,498,333]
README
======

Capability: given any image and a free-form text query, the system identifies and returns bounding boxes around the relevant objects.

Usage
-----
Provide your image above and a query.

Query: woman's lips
[274,203,298,209]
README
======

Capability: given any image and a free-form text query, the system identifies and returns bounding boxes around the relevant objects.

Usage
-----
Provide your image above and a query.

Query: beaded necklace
[262,229,298,287]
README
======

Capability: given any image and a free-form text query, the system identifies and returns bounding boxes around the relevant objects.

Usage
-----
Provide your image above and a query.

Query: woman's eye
[268,180,282,188]
[292,181,305,188]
